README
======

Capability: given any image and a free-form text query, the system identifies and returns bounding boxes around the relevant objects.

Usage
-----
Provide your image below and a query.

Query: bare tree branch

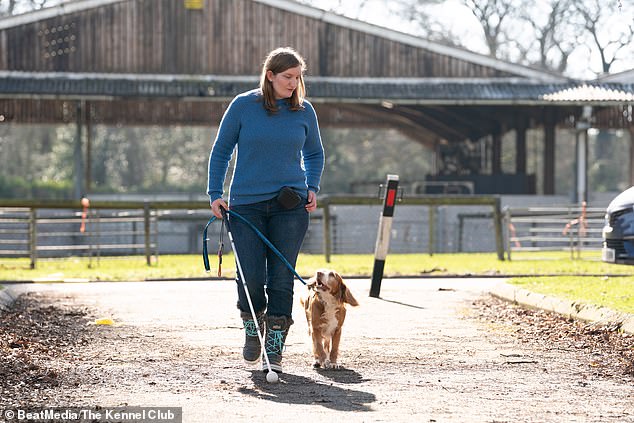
[463,0,516,57]
[573,0,634,75]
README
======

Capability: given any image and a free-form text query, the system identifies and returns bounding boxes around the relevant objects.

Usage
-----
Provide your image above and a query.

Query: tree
[301,0,634,77]
[462,0,515,58]
[518,0,578,73]
[0,0,61,16]
[572,0,634,75]
[0,0,20,16]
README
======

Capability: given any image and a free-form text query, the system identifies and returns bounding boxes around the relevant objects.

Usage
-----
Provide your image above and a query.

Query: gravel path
[1,278,633,422]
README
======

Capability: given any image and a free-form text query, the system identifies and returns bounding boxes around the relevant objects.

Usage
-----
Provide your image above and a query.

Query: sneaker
[241,311,264,364]
[261,315,293,373]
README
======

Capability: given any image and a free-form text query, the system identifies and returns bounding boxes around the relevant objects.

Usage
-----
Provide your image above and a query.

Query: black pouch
[277,186,302,209]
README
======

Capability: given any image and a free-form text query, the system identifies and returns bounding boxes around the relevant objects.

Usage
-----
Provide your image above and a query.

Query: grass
[509,276,634,314]
[1,251,632,314]
[0,251,630,282]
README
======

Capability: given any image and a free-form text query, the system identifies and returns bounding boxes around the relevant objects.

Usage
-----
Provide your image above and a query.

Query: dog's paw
[312,360,322,368]
[324,360,343,370]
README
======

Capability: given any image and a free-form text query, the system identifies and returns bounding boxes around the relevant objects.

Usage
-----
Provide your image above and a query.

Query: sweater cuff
[208,193,223,205]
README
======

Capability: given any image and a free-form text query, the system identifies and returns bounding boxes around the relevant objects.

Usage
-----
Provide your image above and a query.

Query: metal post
[73,100,85,200]
[153,210,159,264]
[493,197,505,261]
[568,206,574,260]
[457,214,465,253]
[29,208,37,269]
[370,174,399,298]
[144,202,151,266]
[428,205,435,256]
[322,198,331,263]
[504,207,512,261]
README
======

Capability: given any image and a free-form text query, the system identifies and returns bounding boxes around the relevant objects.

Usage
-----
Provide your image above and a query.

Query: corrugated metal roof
[0,72,632,105]
[541,83,634,102]
[595,69,634,84]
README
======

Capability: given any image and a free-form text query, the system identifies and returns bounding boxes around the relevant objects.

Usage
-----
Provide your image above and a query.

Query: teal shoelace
[266,329,285,354]
[243,320,259,337]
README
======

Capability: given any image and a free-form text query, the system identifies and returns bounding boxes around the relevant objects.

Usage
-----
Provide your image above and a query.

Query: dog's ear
[333,272,359,306]
[306,276,317,290]
[343,284,359,306]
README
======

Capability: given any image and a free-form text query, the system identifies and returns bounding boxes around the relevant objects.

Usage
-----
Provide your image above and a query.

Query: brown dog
[300,269,358,369]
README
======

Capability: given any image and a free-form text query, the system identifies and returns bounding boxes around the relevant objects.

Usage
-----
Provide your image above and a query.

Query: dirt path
[1,278,633,422]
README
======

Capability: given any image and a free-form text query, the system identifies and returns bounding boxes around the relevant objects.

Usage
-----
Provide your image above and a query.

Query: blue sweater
[207,89,324,206]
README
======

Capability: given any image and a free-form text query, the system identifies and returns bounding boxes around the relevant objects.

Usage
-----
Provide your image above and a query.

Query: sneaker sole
[244,356,261,365]
[262,362,283,373]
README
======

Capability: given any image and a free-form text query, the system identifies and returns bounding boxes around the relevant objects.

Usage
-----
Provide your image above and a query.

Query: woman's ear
[266,70,274,82]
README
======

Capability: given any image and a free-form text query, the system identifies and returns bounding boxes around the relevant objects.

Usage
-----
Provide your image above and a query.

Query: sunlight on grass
[0,251,630,282]
[1,251,633,314]
[510,276,634,314]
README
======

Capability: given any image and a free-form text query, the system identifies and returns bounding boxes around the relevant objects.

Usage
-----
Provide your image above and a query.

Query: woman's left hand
[305,190,317,212]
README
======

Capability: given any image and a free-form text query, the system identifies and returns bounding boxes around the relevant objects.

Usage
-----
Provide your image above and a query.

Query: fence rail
[0,197,606,265]
[0,195,506,267]
[0,201,159,268]
[503,204,605,260]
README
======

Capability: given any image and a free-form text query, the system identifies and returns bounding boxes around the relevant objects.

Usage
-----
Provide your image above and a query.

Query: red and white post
[370,174,399,298]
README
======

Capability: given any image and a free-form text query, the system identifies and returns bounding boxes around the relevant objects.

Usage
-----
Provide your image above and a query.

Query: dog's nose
[316,271,324,279]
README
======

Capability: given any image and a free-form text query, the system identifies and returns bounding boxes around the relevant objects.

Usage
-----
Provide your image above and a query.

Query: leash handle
[217,209,227,277]
[202,216,217,272]
[201,208,307,285]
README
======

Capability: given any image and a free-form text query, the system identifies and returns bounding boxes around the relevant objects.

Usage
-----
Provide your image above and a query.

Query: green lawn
[0,251,630,282]
[1,251,632,313]
[509,276,634,314]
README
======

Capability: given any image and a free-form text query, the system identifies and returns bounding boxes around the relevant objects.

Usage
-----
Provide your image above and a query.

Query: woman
[207,47,324,373]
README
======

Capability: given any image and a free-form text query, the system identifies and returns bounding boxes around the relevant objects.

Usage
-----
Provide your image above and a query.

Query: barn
[0,0,633,199]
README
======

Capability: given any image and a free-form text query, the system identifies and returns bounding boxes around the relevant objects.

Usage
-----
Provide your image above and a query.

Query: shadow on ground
[238,370,376,411]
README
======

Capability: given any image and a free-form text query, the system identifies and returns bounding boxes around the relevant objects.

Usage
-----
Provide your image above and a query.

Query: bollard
[370,174,399,298]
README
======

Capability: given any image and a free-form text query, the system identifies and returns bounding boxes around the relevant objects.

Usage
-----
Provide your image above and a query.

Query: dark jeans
[229,198,309,317]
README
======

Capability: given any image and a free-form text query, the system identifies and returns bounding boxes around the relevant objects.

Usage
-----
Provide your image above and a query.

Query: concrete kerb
[0,284,29,312]
[490,281,634,335]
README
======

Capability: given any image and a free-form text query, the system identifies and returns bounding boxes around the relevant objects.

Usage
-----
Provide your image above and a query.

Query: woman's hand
[211,198,229,219]
[305,190,317,212]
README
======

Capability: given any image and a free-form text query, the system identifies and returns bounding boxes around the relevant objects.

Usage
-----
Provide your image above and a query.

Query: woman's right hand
[211,198,229,219]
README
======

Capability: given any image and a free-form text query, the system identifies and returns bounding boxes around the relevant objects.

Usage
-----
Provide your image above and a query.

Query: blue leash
[202,209,307,285]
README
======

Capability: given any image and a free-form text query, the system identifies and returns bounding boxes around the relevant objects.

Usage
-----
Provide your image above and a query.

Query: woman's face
[267,65,302,99]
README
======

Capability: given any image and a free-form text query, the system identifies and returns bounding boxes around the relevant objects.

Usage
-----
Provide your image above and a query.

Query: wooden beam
[394,106,469,142]
[543,109,556,195]
[425,105,493,135]
[492,128,501,174]
[515,114,527,174]
[336,103,438,148]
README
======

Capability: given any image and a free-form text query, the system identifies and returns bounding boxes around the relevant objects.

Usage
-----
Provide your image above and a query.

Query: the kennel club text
[12,407,180,421]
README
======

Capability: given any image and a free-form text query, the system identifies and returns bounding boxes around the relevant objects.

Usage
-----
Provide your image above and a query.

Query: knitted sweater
[207,89,324,206]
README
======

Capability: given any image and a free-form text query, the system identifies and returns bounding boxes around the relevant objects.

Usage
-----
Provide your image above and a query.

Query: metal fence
[0,201,159,268]
[0,195,505,267]
[503,203,605,260]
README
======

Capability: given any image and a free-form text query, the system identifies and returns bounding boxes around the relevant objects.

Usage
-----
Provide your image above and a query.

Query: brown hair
[259,47,306,113]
